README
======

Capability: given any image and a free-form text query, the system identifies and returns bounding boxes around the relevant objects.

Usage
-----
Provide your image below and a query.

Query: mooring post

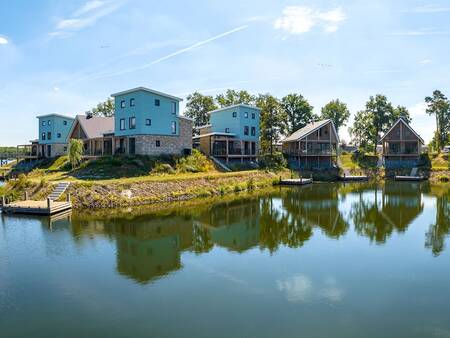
[66,193,71,203]
[47,197,52,211]
[24,191,29,201]
[2,195,5,206]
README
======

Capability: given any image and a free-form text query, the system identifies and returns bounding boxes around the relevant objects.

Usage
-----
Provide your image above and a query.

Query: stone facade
[134,117,193,156]
[37,143,68,158]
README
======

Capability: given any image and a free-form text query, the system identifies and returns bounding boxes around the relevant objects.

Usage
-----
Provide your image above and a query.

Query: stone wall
[134,117,193,156]
[38,143,68,158]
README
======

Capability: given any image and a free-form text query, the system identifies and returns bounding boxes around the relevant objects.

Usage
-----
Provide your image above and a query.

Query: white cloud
[419,59,432,64]
[274,6,346,34]
[0,36,8,45]
[50,0,123,38]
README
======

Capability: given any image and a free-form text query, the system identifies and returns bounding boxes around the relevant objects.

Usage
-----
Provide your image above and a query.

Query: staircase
[48,182,70,201]
[210,156,232,172]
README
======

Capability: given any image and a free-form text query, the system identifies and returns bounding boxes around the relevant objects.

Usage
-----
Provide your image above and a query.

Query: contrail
[89,25,249,80]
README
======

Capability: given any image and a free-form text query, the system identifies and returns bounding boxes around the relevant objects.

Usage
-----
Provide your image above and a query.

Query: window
[47,132,52,140]
[156,140,161,147]
[225,128,230,133]
[48,120,51,126]
[146,119,152,126]
[42,121,46,126]
[244,126,249,135]
[172,102,177,114]
[171,121,177,134]
[57,133,61,138]
[63,147,67,152]
[252,113,255,119]
[251,127,256,136]
[244,112,249,118]
[232,112,237,118]
[120,118,125,130]
[63,120,67,125]
[129,117,136,129]
[155,99,160,106]
[130,98,135,107]
[42,132,46,140]
[120,100,126,108]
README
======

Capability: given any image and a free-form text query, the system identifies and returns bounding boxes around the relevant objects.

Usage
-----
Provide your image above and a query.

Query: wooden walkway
[340,175,369,182]
[395,175,427,181]
[279,178,313,186]
[1,199,72,215]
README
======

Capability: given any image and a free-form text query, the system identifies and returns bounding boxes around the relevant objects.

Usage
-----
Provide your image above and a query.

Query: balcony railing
[285,150,338,156]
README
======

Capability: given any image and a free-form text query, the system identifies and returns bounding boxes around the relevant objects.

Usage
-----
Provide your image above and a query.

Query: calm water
[1,182,450,338]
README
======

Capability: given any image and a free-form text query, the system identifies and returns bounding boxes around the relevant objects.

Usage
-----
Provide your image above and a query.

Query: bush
[259,152,287,171]
[228,162,259,171]
[151,163,175,175]
[438,174,450,182]
[176,149,213,173]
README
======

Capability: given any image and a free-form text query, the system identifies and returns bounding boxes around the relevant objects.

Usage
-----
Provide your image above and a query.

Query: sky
[1,0,450,146]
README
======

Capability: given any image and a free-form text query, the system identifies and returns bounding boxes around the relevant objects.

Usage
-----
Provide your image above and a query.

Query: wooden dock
[340,175,369,182]
[279,178,313,186]
[395,175,427,181]
[1,199,72,215]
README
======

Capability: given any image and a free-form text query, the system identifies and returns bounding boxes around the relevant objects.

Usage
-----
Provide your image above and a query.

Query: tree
[425,90,450,152]
[393,105,411,123]
[216,89,255,107]
[281,94,315,135]
[320,99,350,134]
[184,92,218,133]
[256,94,287,155]
[88,98,115,117]
[68,139,83,169]
[349,110,375,152]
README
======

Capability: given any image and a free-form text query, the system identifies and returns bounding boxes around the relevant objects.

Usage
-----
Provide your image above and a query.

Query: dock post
[1,195,5,206]
[47,197,52,212]
[66,193,71,203]
[24,191,29,201]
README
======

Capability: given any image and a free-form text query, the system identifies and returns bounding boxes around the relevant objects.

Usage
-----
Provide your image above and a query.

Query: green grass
[430,153,449,171]
[339,153,361,170]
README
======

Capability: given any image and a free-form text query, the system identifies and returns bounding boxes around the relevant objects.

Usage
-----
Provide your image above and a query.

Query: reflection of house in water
[282,184,349,239]
[426,193,450,256]
[352,182,424,243]
[196,199,260,253]
[112,216,193,283]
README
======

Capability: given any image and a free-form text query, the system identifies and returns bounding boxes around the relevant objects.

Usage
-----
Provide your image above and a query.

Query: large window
[63,120,67,125]
[42,132,46,140]
[155,99,160,106]
[146,119,151,126]
[130,98,135,107]
[129,117,136,129]
[120,118,125,130]
[244,126,249,135]
[252,112,256,119]
[120,100,125,108]
[232,112,237,118]
[251,127,256,136]
[172,102,177,114]
[156,140,161,147]
[47,132,52,140]
[57,133,61,138]
[171,121,177,134]
[48,120,51,126]
[244,112,249,118]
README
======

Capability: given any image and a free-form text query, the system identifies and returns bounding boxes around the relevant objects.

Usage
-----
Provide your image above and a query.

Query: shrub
[247,177,255,191]
[259,152,287,171]
[176,149,213,173]
[69,139,84,169]
[151,163,175,175]
[228,162,259,171]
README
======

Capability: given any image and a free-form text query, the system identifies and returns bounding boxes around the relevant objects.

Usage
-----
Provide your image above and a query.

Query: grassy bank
[1,152,291,209]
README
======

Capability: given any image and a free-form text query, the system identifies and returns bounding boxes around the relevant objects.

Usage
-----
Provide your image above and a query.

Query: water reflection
[31,181,450,284]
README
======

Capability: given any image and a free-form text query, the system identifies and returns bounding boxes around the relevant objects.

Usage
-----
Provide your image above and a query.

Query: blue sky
[1,0,450,146]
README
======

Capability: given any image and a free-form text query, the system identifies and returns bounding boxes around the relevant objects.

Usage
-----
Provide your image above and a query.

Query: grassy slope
[430,153,449,171]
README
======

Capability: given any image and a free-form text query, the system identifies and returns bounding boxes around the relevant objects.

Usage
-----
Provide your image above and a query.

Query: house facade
[35,114,74,158]
[193,104,260,163]
[111,87,192,156]
[381,118,425,168]
[282,119,339,169]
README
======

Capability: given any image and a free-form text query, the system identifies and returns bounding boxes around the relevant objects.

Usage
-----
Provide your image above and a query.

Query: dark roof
[380,118,424,144]
[282,119,338,143]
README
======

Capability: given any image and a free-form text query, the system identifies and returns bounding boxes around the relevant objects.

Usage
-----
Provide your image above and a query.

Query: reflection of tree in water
[259,184,349,253]
[425,192,450,256]
[192,222,214,254]
[350,183,424,244]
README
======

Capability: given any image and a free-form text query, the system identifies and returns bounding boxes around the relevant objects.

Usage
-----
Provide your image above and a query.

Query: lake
[1,182,449,338]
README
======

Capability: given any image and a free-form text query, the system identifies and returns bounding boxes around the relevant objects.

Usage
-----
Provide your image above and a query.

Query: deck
[340,175,369,182]
[279,178,313,186]
[1,200,72,215]
[394,175,427,181]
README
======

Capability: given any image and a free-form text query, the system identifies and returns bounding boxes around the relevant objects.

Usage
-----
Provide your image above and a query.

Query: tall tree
[349,110,375,152]
[393,105,411,123]
[68,139,83,169]
[256,94,286,154]
[88,98,115,117]
[216,89,255,107]
[425,90,450,152]
[281,94,315,135]
[365,95,397,151]
[184,92,218,133]
[320,99,350,134]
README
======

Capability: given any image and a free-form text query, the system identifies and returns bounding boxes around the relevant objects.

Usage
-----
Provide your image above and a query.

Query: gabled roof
[36,113,75,120]
[380,118,424,144]
[110,87,183,101]
[67,115,115,140]
[282,119,339,143]
[208,104,261,115]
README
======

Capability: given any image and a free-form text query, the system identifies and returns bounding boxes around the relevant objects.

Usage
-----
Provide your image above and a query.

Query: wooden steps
[48,182,70,201]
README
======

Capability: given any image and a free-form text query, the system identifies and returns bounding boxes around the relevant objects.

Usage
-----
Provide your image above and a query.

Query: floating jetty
[279,178,313,186]
[340,175,369,182]
[394,175,427,181]
[1,198,72,215]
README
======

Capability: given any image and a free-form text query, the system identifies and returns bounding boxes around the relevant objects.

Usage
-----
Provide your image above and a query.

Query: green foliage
[228,162,259,171]
[258,152,287,170]
[216,89,255,107]
[281,93,315,135]
[321,99,350,134]
[69,139,84,169]
[88,98,115,117]
[185,92,217,131]
[256,94,287,154]
[175,149,213,173]
[246,177,255,191]
[425,90,450,152]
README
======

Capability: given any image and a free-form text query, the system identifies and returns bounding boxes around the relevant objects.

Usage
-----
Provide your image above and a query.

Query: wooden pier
[279,178,313,186]
[394,175,427,182]
[340,175,369,182]
[1,198,72,215]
